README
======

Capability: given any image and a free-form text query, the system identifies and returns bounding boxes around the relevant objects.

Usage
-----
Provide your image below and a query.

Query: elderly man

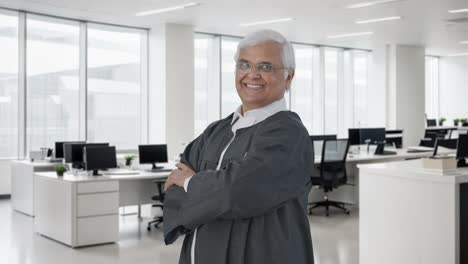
[163,29,314,264]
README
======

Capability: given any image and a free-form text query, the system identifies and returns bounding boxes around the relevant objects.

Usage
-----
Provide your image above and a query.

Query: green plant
[55,165,66,176]
[461,118,468,124]
[438,117,446,126]
[124,154,136,166]
[454,118,460,126]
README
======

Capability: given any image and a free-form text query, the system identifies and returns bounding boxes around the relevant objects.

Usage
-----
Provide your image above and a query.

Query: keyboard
[103,169,140,175]
[407,146,434,153]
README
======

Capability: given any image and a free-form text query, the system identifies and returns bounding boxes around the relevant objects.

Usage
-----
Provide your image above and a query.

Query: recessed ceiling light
[239,17,294,27]
[327,31,374,39]
[135,2,199,16]
[345,0,404,9]
[447,52,468,57]
[460,41,468,44]
[448,8,468,14]
[355,16,402,24]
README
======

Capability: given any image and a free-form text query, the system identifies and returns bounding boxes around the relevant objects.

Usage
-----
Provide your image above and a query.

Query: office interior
[1,0,468,263]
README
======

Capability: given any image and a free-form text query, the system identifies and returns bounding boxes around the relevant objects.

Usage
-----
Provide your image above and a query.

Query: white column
[386,44,425,147]
[148,24,194,159]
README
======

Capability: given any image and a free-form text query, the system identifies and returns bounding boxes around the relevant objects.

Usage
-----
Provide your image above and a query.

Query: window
[87,24,146,149]
[324,48,339,134]
[221,37,241,117]
[194,34,220,136]
[0,11,18,158]
[26,15,80,152]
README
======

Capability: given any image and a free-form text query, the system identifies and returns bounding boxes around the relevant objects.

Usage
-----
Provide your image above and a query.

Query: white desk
[359,159,468,264]
[11,160,57,216]
[34,170,170,248]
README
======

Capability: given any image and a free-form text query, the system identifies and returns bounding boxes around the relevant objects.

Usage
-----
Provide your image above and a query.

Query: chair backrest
[319,139,350,190]
[310,135,337,158]
[433,138,458,156]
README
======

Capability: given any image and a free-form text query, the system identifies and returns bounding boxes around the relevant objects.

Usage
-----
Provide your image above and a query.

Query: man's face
[235,41,294,112]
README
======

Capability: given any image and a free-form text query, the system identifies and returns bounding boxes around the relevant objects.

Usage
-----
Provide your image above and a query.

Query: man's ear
[285,69,295,91]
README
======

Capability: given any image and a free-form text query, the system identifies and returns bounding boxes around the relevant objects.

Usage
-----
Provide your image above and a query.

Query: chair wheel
[147,226,151,231]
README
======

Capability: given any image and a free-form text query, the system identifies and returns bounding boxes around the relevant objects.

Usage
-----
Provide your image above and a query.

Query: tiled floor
[0,199,358,264]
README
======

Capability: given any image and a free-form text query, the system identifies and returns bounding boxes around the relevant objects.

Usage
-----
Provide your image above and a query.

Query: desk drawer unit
[77,215,118,246]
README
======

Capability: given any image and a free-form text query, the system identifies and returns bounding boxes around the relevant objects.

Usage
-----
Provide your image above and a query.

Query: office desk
[359,159,468,264]
[310,147,452,205]
[34,170,170,248]
[11,160,57,216]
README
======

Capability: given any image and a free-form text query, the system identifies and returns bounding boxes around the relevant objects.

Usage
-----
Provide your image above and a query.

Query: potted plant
[124,154,136,167]
[454,118,460,126]
[461,118,468,126]
[55,165,66,177]
[438,117,446,126]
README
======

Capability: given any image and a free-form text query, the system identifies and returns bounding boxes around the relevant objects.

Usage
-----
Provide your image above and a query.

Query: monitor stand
[147,163,164,172]
[458,159,468,168]
[92,170,102,176]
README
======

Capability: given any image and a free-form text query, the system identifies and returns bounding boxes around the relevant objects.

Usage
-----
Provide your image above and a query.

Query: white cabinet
[35,175,119,247]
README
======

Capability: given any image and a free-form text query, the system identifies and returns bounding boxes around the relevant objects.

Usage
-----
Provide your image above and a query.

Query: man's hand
[164,163,195,191]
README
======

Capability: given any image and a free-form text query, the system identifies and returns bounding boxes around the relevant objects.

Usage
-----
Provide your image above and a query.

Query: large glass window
[194,34,220,136]
[26,15,80,151]
[221,37,241,117]
[425,56,439,119]
[324,48,339,134]
[353,50,370,127]
[291,44,315,132]
[0,11,18,158]
[87,24,146,149]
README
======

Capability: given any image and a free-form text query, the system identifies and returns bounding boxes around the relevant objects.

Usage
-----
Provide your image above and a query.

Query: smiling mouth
[243,83,264,89]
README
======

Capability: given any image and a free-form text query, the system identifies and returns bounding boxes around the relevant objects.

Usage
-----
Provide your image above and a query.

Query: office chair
[309,139,350,216]
[433,138,458,156]
[147,178,166,231]
[419,131,445,147]
[426,119,437,127]
[310,135,337,157]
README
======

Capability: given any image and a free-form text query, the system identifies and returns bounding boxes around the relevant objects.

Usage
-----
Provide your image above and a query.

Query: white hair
[234,29,295,79]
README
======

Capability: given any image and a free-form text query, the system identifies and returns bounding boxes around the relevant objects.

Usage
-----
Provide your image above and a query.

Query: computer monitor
[456,135,468,167]
[55,141,85,158]
[360,128,386,144]
[348,128,386,145]
[139,144,168,170]
[433,138,458,156]
[84,146,117,176]
[64,142,109,168]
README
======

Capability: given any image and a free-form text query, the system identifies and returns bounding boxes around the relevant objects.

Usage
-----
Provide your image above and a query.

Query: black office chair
[433,138,458,156]
[419,131,445,147]
[147,178,166,231]
[310,135,337,157]
[309,139,350,216]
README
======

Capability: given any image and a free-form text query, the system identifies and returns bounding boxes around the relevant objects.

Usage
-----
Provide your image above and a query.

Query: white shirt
[184,97,287,264]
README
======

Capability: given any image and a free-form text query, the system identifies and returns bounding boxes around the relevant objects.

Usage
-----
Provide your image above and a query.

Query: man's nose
[247,67,261,78]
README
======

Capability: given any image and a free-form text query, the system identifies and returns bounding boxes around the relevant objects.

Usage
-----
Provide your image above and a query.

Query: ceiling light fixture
[355,16,402,24]
[327,31,374,39]
[136,2,199,16]
[345,0,403,9]
[460,41,468,44]
[448,8,468,14]
[447,52,468,57]
[239,17,294,27]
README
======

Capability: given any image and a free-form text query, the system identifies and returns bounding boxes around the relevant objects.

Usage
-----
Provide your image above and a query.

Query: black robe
[164,111,315,264]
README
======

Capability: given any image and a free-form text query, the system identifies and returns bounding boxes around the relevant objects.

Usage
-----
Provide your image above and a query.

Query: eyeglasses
[236,61,287,73]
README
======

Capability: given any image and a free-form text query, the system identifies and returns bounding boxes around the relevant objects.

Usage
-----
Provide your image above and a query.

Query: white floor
[0,199,358,264]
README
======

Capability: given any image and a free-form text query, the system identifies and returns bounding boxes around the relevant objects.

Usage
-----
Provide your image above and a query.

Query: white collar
[231,97,287,132]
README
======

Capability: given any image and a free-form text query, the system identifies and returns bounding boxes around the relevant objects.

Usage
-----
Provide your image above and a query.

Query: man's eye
[238,62,251,70]
[258,64,273,72]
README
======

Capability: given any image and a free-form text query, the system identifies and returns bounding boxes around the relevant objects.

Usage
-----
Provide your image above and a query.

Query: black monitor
[310,135,337,141]
[427,119,437,127]
[84,146,117,176]
[139,144,168,170]
[348,128,386,145]
[55,141,85,158]
[457,135,468,167]
[433,138,458,156]
[361,128,386,144]
[64,143,109,168]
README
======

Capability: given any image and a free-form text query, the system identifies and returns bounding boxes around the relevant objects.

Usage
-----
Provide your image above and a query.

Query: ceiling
[1,0,468,56]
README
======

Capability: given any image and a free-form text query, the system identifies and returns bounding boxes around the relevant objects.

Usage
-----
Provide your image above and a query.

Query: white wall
[439,57,468,122]
[367,42,387,128]
[387,44,426,147]
[0,160,12,195]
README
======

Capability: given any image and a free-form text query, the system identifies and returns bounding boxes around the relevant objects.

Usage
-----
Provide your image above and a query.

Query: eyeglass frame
[235,60,289,74]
